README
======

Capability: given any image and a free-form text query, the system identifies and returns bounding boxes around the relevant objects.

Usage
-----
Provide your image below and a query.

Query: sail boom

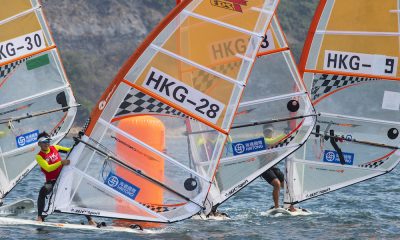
[239,91,307,107]
[0,105,79,125]
[319,112,400,126]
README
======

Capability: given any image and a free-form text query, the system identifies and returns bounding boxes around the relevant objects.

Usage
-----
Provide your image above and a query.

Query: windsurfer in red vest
[35,132,96,225]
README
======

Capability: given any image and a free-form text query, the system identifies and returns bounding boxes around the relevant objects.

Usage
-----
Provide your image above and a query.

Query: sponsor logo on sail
[210,0,247,13]
[323,150,354,165]
[305,187,331,198]
[15,130,39,148]
[105,172,140,200]
[71,207,101,216]
[0,103,34,116]
[225,179,249,197]
[232,137,266,156]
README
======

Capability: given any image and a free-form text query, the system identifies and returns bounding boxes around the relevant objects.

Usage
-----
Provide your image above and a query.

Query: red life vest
[38,146,63,181]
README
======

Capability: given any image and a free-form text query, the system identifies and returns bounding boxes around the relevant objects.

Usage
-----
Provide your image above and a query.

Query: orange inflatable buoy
[113,115,165,229]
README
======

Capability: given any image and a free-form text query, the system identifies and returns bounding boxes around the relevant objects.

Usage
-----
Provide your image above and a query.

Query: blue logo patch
[104,172,140,200]
[232,138,266,156]
[323,150,354,165]
[16,130,39,148]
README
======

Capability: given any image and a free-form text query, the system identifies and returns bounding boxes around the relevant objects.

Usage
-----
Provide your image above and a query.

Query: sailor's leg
[37,185,47,221]
[37,182,54,221]
[85,215,96,225]
[271,178,281,208]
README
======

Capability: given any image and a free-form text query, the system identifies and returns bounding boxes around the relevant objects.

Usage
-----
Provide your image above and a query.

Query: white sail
[285,0,400,205]
[203,15,316,213]
[51,0,279,223]
[0,0,77,199]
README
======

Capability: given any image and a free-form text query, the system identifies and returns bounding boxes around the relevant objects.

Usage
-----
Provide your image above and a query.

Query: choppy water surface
[1,138,400,239]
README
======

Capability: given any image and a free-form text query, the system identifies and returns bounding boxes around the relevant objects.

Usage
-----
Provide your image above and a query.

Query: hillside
[41,0,318,126]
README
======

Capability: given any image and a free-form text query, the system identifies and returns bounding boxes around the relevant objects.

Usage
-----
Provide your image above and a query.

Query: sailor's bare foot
[36,216,44,222]
[288,205,296,212]
[88,219,96,226]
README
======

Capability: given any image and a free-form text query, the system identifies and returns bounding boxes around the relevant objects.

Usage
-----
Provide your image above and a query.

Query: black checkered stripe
[140,203,177,213]
[0,58,29,80]
[81,118,91,133]
[358,159,386,169]
[116,89,189,118]
[191,61,241,91]
[311,74,377,100]
[50,119,65,137]
[269,131,298,149]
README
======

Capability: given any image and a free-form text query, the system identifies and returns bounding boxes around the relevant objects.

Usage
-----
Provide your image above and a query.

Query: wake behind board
[0,199,34,216]
[0,217,146,233]
[262,208,312,217]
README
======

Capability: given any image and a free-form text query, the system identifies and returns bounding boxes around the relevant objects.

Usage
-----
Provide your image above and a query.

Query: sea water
[1,138,399,239]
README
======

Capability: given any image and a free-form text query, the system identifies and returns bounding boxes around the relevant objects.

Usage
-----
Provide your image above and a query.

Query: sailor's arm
[35,155,62,172]
[54,145,71,153]
[265,133,286,145]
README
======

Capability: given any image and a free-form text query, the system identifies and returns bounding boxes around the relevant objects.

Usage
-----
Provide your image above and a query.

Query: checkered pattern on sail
[358,159,386,169]
[0,58,27,80]
[140,203,177,213]
[269,131,298,149]
[115,88,188,118]
[191,61,241,92]
[311,74,377,100]
[50,118,65,137]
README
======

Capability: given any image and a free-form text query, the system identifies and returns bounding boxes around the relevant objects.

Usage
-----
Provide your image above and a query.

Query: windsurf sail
[285,0,400,205]
[0,1,77,199]
[51,0,280,223]
[202,15,316,213]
